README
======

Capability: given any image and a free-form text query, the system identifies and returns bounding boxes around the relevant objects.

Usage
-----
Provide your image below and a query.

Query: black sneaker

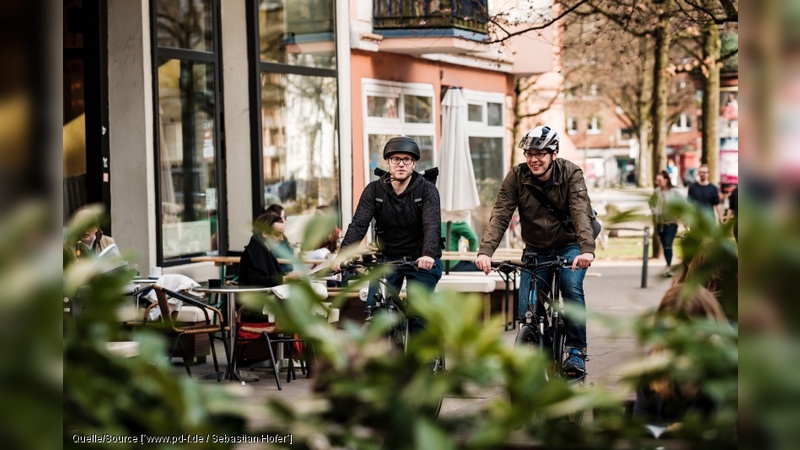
[564,348,586,378]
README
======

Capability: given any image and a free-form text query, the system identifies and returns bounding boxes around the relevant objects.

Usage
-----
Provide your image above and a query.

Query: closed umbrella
[438,88,480,272]
[438,87,480,215]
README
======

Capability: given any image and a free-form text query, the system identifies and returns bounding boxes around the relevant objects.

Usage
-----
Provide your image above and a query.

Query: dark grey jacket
[478,159,596,256]
[341,172,442,259]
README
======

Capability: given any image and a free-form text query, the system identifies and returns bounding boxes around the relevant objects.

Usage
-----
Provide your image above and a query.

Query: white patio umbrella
[438,87,480,216]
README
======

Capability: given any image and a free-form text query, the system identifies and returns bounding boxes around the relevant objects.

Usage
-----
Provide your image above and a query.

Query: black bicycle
[492,251,587,421]
[340,254,446,417]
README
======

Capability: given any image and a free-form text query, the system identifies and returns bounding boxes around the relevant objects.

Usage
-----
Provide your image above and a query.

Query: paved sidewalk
[183,262,674,440]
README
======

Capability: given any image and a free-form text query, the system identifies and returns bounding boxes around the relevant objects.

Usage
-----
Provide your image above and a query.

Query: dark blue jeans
[518,244,587,349]
[367,258,443,336]
[656,223,678,267]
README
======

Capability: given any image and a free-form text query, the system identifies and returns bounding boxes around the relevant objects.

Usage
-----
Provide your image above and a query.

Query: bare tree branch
[487,0,591,44]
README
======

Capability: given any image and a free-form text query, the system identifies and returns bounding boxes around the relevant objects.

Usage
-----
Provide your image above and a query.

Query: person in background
[71,206,119,259]
[303,206,340,268]
[441,211,480,272]
[239,211,286,289]
[687,164,722,221]
[634,284,728,428]
[724,186,738,242]
[649,170,683,277]
[265,203,294,272]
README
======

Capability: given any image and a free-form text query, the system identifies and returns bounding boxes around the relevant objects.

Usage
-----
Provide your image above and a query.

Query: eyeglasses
[388,157,415,166]
[523,151,550,160]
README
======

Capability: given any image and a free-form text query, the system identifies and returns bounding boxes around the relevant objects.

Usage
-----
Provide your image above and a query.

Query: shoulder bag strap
[525,184,571,222]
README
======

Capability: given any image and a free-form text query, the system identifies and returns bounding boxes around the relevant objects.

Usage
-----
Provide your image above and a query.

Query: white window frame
[672,112,693,132]
[462,89,506,139]
[587,116,602,135]
[362,79,436,184]
[567,116,579,135]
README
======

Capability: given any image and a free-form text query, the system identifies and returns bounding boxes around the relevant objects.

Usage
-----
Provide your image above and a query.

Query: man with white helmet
[475,126,595,377]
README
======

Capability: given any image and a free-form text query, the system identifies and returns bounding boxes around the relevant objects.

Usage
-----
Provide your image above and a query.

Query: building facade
[63,0,560,278]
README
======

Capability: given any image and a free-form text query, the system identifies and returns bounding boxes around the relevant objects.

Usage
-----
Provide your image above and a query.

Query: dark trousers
[656,223,679,267]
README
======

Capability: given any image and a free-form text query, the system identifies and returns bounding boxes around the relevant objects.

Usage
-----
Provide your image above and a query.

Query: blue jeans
[367,258,443,336]
[518,245,587,349]
[656,223,678,267]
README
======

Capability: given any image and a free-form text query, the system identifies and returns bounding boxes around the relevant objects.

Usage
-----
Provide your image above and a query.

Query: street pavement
[183,260,674,441]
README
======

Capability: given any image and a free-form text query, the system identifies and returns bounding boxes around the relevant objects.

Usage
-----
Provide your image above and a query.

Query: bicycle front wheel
[429,352,445,418]
[514,325,539,348]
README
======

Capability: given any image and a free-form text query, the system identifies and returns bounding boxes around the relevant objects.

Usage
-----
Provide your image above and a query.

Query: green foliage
[61,206,248,449]
[48,196,746,449]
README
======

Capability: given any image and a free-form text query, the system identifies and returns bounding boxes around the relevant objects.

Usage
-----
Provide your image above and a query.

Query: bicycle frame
[344,256,416,354]
[494,256,569,367]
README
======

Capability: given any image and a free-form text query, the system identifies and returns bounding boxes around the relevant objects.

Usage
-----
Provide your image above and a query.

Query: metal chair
[149,285,232,379]
[232,305,309,390]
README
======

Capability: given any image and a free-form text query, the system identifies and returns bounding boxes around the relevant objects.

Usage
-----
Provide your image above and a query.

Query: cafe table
[192,284,273,382]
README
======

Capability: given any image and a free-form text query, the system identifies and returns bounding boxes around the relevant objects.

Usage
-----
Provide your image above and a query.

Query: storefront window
[153,0,222,262]
[259,72,339,242]
[156,60,219,259]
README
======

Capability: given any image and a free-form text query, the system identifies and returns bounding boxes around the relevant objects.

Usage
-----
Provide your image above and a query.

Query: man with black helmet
[475,125,595,378]
[335,136,443,330]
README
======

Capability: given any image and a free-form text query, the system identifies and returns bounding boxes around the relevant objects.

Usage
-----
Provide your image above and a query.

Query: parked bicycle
[492,251,587,421]
[339,253,446,417]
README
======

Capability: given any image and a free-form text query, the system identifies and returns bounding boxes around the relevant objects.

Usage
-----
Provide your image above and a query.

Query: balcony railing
[373,0,489,34]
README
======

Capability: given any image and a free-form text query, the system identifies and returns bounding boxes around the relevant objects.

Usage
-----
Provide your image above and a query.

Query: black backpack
[371,167,440,244]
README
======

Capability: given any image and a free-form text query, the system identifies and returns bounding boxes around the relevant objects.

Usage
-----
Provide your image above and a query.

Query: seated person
[633,284,728,429]
[239,211,286,288]
[238,211,286,322]
[441,212,480,272]
[265,203,294,273]
[71,206,119,259]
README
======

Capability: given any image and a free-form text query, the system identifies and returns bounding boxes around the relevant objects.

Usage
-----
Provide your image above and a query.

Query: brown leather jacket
[478,159,596,256]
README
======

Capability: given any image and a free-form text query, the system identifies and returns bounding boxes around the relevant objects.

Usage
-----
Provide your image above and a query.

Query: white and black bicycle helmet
[518,126,559,153]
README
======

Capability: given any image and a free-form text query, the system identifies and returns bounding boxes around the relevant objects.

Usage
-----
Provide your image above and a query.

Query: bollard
[641,226,650,288]
[445,221,452,275]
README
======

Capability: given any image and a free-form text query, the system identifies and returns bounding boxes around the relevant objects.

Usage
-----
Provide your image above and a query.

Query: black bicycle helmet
[383,136,421,160]
[518,126,559,152]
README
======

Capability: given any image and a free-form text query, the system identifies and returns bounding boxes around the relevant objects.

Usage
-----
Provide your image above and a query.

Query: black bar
[445,220,452,274]
[641,226,650,288]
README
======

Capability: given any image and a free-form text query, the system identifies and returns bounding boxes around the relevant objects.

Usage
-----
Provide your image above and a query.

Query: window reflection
[156,0,214,51]
[157,59,218,258]
[367,95,398,118]
[258,0,335,69]
[403,95,432,123]
[468,104,483,122]
[260,72,339,239]
[487,102,503,126]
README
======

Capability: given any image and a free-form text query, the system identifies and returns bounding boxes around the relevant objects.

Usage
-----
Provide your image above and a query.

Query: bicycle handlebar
[490,257,572,274]
[339,254,419,272]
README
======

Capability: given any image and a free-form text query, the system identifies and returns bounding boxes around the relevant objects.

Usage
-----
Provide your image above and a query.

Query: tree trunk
[701,15,721,182]
[650,0,673,180]
[636,37,654,188]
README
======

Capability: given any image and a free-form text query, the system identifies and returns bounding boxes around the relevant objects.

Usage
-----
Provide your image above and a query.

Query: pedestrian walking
[650,170,683,277]
[687,164,722,221]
